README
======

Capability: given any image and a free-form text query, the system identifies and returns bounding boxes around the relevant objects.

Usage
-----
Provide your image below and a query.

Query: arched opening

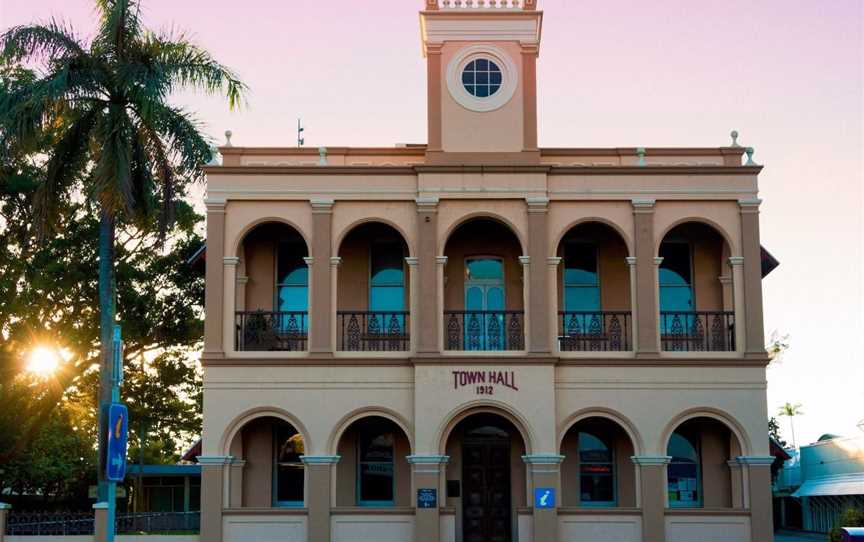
[658,222,735,352]
[335,416,412,507]
[336,223,411,351]
[556,222,632,352]
[236,222,309,351]
[665,417,743,509]
[444,412,528,542]
[560,417,637,508]
[226,416,306,508]
[443,218,525,351]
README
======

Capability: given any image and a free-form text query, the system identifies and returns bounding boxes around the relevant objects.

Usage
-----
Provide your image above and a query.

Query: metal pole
[106,324,123,542]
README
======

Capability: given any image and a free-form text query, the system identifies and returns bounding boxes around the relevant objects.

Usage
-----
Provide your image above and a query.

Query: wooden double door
[462,433,512,542]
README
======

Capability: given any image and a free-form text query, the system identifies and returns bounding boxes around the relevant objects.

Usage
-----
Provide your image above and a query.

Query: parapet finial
[224,130,233,147]
[744,147,757,166]
[318,147,328,166]
[730,130,740,147]
[636,147,647,166]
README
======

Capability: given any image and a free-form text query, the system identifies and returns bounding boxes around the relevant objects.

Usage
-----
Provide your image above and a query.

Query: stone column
[738,199,766,357]
[738,456,775,542]
[222,257,239,353]
[520,45,539,152]
[632,200,659,356]
[526,198,550,353]
[228,459,246,508]
[436,256,448,351]
[626,257,638,351]
[407,455,449,542]
[548,257,562,352]
[426,45,443,152]
[198,456,232,542]
[93,502,109,542]
[519,256,531,351]
[728,257,747,353]
[416,198,440,353]
[0,502,11,542]
[727,459,744,509]
[523,455,564,542]
[406,257,420,352]
[235,276,249,313]
[632,456,670,542]
[330,257,341,351]
[203,199,226,359]
[309,199,335,354]
[302,456,340,542]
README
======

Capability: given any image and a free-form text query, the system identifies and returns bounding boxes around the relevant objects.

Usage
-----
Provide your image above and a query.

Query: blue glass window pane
[476,58,488,70]
[475,85,489,97]
[278,286,308,312]
[370,243,404,286]
[490,71,502,84]
[466,258,503,280]
[659,286,693,312]
[466,287,484,311]
[462,71,474,85]
[659,243,691,286]
[278,242,308,286]
[565,286,601,312]
[370,286,405,312]
[465,60,476,71]
[668,432,698,463]
[476,71,489,84]
[578,432,611,462]
[487,287,504,311]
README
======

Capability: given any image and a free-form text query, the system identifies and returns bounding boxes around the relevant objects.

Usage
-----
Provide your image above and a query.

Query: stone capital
[416,197,440,213]
[518,256,531,266]
[547,256,562,267]
[310,198,335,213]
[522,454,565,465]
[631,198,656,213]
[738,198,762,214]
[197,455,235,466]
[630,455,672,466]
[625,256,637,267]
[300,455,341,465]
[204,198,227,213]
[303,256,315,267]
[223,256,240,266]
[330,256,342,267]
[405,256,420,267]
[735,455,775,466]
[0,502,11,510]
[526,197,549,213]
[653,256,664,266]
[728,256,745,267]
[436,256,449,266]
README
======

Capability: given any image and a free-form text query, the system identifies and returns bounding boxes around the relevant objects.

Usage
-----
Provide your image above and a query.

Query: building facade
[199,2,775,541]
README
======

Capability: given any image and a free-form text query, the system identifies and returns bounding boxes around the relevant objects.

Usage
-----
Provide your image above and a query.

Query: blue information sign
[534,487,555,509]
[106,403,128,482]
[417,488,437,509]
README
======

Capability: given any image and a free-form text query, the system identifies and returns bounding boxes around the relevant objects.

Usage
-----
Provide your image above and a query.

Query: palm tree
[778,402,804,449]
[0,0,245,497]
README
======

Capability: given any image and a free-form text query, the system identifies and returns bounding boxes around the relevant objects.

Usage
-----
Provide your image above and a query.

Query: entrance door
[462,425,512,542]
[464,258,505,350]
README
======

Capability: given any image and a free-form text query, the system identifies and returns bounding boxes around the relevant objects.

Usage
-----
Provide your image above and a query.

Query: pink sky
[2,0,862,446]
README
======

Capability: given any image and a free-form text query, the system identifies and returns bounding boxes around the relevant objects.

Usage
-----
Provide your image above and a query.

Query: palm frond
[93,0,143,58]
[0,20,85,64]
[137,124,175,242]
[91,104,135,215]
[134,102,211,183]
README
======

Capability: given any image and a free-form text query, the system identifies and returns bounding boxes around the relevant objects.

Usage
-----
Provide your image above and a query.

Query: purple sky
[2,0,862,446]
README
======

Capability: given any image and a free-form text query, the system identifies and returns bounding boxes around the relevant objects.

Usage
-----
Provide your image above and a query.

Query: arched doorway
[444,413,528,542]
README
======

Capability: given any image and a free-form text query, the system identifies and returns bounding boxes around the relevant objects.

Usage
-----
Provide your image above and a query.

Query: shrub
[829,507,864,542]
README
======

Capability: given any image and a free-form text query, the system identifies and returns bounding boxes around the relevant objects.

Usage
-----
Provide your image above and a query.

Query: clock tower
[420,1,543,164]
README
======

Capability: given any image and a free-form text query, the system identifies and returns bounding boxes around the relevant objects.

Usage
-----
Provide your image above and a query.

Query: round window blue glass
[461,59,502,98]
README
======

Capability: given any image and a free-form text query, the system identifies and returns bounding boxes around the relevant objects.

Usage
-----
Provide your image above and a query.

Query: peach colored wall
[556,223,631,312]
[437,200,528,254]
[335,421,411,507]
[224,201,312,257]
[439,41,525,153]
[560,422,637,508]
[653,201,741,257]
[331,201,418,256]
[443,220,524,311]
[549,201,635,256]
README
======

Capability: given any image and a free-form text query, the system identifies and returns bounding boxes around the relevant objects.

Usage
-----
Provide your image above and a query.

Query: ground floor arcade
[198,363,774,542]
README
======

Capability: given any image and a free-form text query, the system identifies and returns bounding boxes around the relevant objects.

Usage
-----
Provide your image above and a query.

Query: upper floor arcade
[201,191,773,363]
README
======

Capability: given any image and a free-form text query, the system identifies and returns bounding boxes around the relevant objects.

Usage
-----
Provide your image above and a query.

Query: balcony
[236,311,308,352]
[660,311,735,352]
[442,218,526,351]
[558,311,631,352]
[336,222,411,352]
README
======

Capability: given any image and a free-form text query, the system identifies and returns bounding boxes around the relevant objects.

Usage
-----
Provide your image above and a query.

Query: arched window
[277,241,309,331]
[370,241,406,331]
[658,242,693,332]
[564,243,600,312]
[667,430,701,507]
[273,424,305,506]
[578,431,615,506]
[357,422,396,506]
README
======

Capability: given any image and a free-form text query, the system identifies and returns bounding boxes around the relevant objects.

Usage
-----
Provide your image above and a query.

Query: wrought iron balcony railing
[444,310,524,351]
[235,311,308,352]
[660,311,735,352]
[338,311,410,352]
[558,311,632,352]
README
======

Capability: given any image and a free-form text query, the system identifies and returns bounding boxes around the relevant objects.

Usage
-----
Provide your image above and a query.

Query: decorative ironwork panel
[443,311,524,351]
[235,311,308,351]
[337,311,410,352]
[558,311,632,352]
[660,311,735,352]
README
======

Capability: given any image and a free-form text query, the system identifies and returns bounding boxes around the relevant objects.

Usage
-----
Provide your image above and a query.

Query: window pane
[370,286,405,313]
[565,286,601,312]
[564,244,598,286]
[278,243,308,286]
[359,462,394,502]
[476,85,489,98]
[578,432,612,463]
[276,464,305,503]
[659,243,691,286]
[360,432,394,462]
[476,58,488,71]
[580,473,614,503]
[486,287,504,311]
[371,243,404,286]
[659,286,693,313]
[274,425,305,505]
[667,432,698,463]
[466,286,484,311]
[278,286,308,313]
[466,258,503,280]
[276,431,305,463]
[667,431,701,507]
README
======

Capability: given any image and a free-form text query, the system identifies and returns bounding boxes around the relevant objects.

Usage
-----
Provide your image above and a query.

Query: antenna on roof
[297,119,305,147]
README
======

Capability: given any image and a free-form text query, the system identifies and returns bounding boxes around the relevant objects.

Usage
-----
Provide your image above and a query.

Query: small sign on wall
[418,488,437,509]
[534,488,556,509]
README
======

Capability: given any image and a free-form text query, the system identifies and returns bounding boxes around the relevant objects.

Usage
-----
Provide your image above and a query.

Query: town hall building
[198,1,775,541]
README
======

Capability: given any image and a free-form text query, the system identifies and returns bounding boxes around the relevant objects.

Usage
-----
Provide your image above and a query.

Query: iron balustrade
[558,311,632,352]
[116,511,200,533]
[660,311,735,352]
[337,311,410,351]
[5,511,200,535]
[444,310,524,351]
[235,311,308,351]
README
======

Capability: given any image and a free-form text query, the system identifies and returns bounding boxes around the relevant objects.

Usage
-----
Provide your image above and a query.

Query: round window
[461,59,503,98]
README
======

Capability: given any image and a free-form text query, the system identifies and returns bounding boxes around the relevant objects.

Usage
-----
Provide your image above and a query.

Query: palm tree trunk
[790,418,797,449]
[97,209,116,501]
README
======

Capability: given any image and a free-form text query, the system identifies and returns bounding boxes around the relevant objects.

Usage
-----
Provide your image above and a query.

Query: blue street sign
[534,487,556,509]
[105,403,128,482]
[417,488,437,509]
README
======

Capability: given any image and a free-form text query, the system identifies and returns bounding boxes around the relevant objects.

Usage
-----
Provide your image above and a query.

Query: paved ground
[775,531,827,542]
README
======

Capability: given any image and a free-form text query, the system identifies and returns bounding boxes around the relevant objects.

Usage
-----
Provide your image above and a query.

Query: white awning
[792,473,864,497]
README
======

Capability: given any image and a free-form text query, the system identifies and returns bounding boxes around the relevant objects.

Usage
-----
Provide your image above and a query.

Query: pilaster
[93,502,108,542]
[406,257,420,352]
[521,44,539,151]
[228,459,246,508]
[302,455,341,542]
[522,454,564,542]
[631,455,670,542]
[203,199,226,358]
[197,455,233,542]
[222,257,239,353]
[728,256,747,353]
[436,255,449,351]
[407,455,449,542]
[548,257,562,352]
[310,199,335,353]
[417,198,440,353]
[526,198,550,353]
[632,199,659,356]
[0,503,8,542]
[737,456,775,542]
[739,199,766,356]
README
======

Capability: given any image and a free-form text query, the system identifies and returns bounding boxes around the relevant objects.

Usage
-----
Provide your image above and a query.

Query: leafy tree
[0,0,245,497]
[768,416,788,449]
[778,402,804,449]
[829,507,864,542]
